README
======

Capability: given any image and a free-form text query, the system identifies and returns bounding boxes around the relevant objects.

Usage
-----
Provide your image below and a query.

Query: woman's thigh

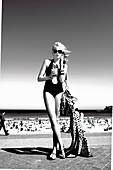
[55,92,63,118]
[43,92,57,123]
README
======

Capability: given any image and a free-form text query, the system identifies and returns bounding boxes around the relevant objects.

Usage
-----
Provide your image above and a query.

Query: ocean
[0,109,112,119]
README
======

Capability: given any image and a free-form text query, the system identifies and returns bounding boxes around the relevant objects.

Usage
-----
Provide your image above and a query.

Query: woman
[38,42,71,160]
[0,112,9,136]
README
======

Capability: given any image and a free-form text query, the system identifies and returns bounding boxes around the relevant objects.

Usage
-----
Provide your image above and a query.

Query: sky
[0,0,113,110]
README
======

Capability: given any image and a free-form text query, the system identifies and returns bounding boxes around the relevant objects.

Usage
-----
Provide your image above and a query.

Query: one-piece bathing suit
[44,59,63,98]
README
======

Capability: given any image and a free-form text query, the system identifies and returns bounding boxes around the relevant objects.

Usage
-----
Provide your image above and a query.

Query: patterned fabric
[60,89,91,157]
[70,110,90,156]
[60,89,77,116]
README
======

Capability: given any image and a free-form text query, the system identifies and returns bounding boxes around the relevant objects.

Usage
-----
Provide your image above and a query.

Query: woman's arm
[59,63,68,83]
[38,59,52,82]
[59,55,68,83]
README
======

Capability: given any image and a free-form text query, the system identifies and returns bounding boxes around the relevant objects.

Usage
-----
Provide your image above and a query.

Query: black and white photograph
[0,0,112,169]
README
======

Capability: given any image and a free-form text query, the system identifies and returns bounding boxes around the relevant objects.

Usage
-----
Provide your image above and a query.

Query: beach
[0,132,112,169]
[0,109,112,169]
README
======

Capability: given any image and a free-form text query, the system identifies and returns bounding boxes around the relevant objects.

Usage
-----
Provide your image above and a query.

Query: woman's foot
[59,146,65,159]
[49,152,56,160]
[65,148,78,157]
[87,154,93,157]
[48,147,57,160]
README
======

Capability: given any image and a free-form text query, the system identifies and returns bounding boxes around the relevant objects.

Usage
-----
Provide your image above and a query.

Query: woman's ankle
[52,147,57,154]
[60,143,64,150]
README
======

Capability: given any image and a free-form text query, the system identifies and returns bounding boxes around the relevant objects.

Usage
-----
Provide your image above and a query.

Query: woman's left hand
[60,69,65,75]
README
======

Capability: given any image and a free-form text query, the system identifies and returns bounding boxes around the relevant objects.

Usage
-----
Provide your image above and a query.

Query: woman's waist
[44,80,62,88]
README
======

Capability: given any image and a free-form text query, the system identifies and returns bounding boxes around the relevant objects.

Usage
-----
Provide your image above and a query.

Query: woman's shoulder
[44,58,53,66]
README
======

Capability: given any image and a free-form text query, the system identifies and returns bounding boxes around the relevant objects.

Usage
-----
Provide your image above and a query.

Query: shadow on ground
[2,147,51,156]
[2,147,71,160]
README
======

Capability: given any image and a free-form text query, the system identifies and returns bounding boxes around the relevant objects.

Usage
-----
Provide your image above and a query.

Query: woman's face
[52,47,64,61]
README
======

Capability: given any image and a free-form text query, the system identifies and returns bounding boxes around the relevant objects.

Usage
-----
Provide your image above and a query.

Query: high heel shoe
[86,154,93,157]
[65,148,78,157]
[59,147,65,159]
[49,152,56,160]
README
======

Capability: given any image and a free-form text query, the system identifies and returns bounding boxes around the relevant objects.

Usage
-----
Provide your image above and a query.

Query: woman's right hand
[51,69,57,76]
[48,70,57,79]
[48,73,53,80]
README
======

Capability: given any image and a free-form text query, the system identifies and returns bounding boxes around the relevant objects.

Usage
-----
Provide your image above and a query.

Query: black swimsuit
[44,59,63,97]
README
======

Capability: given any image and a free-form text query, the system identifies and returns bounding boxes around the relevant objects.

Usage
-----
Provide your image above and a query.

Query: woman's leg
[44,92,65,158]
[44,92,57,156]
[55,93,65,158]
[55,92,62,150]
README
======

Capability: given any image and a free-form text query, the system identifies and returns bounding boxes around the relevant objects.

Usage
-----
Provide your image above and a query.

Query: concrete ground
[0,132,112,170]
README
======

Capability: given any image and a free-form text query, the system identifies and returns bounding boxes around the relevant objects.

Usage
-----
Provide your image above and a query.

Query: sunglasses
[53,49,64,54]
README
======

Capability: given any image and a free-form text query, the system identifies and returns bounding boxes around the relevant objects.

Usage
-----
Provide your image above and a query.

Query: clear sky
[0,0,113,110]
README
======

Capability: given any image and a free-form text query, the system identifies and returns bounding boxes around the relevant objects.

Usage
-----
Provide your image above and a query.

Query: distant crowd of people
[5,118,51,133]
[4,117,70,134]
[0,112,112,135]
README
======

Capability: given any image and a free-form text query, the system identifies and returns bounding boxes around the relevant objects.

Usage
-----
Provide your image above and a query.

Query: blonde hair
[52,42,71,57]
